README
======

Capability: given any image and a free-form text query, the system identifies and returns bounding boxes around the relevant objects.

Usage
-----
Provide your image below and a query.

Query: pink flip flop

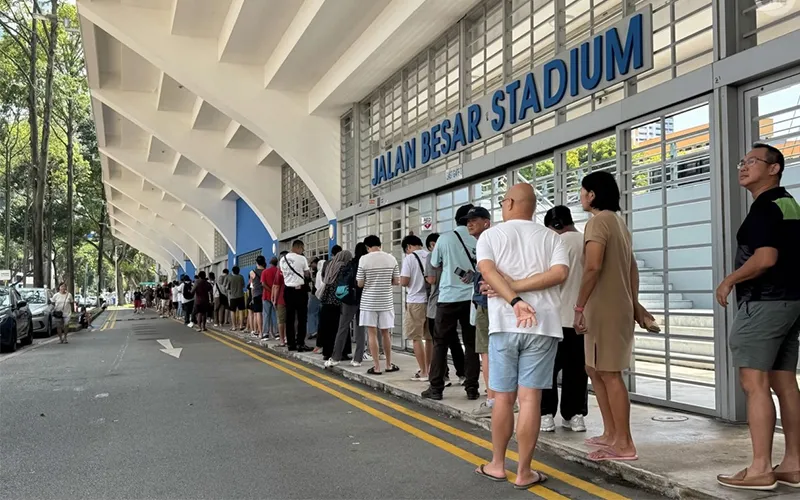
[588,448,638,462]
[584,437,611,447]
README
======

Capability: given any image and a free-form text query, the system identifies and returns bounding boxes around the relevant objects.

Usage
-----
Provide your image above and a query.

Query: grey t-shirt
[424,253,441,319]
[218,274,229,297]
[252,268,264,296]
[227,274,245,299]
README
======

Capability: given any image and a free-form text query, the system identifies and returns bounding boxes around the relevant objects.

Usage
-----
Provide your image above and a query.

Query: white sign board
[0,270,11,281]
[421,216,433,231]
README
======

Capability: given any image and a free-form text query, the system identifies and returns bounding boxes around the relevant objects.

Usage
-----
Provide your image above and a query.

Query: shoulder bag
[282,255,310,291]
[453,230,476,271]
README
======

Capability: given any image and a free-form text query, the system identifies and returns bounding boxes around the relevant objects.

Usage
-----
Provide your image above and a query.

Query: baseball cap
[465,206,491,220]
[455,204,475,224]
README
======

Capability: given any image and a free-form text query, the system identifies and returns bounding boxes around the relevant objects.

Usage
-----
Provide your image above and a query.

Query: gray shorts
[488,332,558,392]
[729,300,800,372]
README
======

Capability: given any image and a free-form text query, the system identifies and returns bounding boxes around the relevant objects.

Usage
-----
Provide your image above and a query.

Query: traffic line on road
[208,330,630,500]
[100,311,118,330]
[203,331,567,499]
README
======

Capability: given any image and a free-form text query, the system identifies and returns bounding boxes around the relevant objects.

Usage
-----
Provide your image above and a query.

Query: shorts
[403,303,431,341]
[229,297,246,312]
[252,296,263,313]
[729,300,800,372]
[475,305,490,354]
[360,310,395,330]
[219,295,229,308]
[134,300,142,308]
[488,332,558,393]
[276,304,286,324]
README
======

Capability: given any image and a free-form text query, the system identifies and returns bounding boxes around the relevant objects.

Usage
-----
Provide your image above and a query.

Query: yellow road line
[109,311,117,329]
[212,330,629,500]
[204,331,566,500]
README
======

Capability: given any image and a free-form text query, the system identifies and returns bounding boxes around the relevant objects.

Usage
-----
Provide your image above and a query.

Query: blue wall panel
[183,260,196,279]
[228,199,274,295]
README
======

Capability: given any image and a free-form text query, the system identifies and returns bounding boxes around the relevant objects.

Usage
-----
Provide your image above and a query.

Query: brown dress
[584,211,634,372]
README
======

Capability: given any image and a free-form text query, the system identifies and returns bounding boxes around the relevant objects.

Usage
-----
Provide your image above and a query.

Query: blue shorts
[489,332,559,392]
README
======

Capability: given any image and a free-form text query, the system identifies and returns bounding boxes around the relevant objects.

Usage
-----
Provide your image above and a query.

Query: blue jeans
[262,300,278,334]
[307,294,321,335]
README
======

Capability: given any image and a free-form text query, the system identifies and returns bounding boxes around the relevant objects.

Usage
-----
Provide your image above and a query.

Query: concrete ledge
[209,327,786,500]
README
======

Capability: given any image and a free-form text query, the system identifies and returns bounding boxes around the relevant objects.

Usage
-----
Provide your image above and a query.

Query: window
[213,230,228,260]
[340,112,357,208]
[282,164,322,232]
[237,249,262,268]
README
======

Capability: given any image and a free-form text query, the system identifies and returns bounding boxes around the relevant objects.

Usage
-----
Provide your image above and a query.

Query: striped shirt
[356,251,399,312]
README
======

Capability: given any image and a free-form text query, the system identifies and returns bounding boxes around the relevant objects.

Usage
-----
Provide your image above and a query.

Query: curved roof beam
[101,140,237,252]
[92,89,280,239]
[102,164,211,264]
[110,226,172,275]
[79,1,339,218]
[107,204,185,266]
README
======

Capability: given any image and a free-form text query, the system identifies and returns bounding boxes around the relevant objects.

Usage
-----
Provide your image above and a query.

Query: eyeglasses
[737,157,771,170]
[499,197,512,205]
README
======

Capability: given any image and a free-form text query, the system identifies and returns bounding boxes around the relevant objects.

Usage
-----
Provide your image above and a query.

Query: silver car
[0,286,33,353]
[19,288,55,337]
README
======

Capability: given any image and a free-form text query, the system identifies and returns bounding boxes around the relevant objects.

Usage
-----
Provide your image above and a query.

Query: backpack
[182,283,193,300]
[335,261,357,304]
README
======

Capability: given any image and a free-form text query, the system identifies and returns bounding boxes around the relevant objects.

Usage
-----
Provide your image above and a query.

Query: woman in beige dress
[573,171,653,462]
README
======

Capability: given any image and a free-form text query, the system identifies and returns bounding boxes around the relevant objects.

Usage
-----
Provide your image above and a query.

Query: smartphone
[454,267,474,282]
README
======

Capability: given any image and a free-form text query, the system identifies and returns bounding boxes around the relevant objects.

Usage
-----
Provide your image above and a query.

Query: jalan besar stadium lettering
[372,5,654,187]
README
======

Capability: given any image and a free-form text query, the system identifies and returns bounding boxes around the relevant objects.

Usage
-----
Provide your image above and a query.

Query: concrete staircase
[636,259,694,310]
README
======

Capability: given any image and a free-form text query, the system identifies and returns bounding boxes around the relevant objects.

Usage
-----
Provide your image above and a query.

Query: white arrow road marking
[160,348,182,359]
[157,339,182,359]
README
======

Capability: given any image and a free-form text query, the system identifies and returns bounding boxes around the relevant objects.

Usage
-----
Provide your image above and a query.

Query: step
[635,337,714,357]
[652,313,713,328]
[639,275,664,285]
[639,283,673,292]
[639,292,686,301]
[640,299,694,309]
[635,325,714,338]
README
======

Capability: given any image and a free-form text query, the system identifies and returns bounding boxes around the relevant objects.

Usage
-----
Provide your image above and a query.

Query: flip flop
[474,464,506,482]
[367,367,383,375]
[588,448,638,462]
[385,363,400,373]
[514,471,547,489]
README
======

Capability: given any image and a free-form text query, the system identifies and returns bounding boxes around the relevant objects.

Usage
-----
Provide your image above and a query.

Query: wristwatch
[509,296,523,307]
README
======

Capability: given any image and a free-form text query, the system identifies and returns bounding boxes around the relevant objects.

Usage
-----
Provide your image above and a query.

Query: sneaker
[187,322,194,328]
[563,415,587,432]
[363,352,373,362]
[379,353,386,361]
[350,360,362,367]
[458,376,467,386]
[324,359,339,368]
[466,390,480,401]
[541,414,556,432]
[472,401,494,418]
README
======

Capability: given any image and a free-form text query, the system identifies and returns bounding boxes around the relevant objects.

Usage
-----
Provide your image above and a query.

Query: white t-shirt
[280,253,309,288]
[178,283,187,304]
[315,259,326,292]
[171,285,180,302]
[356,250,399,312]
[558,231,584,328]
[475,219,569,338]
[400,249,430,304]
[52,292,73,315]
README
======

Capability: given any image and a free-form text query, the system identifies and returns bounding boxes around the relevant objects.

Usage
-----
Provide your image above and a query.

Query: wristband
[510,297,523,307]
[574,305,585,313]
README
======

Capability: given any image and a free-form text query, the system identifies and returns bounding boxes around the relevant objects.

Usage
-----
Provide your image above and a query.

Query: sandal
[475,464,506,482]
[367,367,383,375]
[588,448,638,462]
[514,471,547,489]
[385,364,400,373]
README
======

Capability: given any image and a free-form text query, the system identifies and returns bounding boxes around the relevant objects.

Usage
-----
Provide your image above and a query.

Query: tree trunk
[22,179,30,281]
[45,171,52,287]
[4,150,10,270]
[32,0,60,288]
[26,5,39,286]
[114,250,122,307]
[97,216,104,297]
[66,98,75,297]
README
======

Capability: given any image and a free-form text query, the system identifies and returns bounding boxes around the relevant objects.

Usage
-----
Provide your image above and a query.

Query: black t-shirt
[735,187,800,305]
[134,291,142,301]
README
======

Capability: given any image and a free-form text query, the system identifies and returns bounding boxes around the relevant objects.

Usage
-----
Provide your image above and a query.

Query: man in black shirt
[716,144,800,491]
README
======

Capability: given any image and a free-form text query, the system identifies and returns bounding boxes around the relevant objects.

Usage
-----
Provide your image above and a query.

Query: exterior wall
[228,199,275,283]
[333,0,800,421]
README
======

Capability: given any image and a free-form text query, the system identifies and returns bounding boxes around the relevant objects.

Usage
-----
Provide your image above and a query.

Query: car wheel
[0,325,17,353]
[21,319,33,346]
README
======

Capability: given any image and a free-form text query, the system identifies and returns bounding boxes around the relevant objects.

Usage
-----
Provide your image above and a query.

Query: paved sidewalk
[209,325,794,500]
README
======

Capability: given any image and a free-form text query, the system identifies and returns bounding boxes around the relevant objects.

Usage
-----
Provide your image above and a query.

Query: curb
[210,327,717,500]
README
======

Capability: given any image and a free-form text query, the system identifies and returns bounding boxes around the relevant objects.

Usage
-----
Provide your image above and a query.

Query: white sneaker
[541,414,556,432]
[350,360,362,367]
[458,376,467,386]
[363,352,373,362]
[324,359,339,368]
[379,353,386,360]
[564,415,587,432]
[187,322,194,328]
[472,401,494,418]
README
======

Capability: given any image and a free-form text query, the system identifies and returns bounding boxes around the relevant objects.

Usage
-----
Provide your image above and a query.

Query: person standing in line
[261,257,280,340]
[425,233,464,387]
[192,271,213,332]
[176,280,184,319]
[246,269,257,335]
[280,240,312,352]
[52,282,74,344]
[400,234,432,382]
[716,144,800,491]
[218,269,230,326]
[273,252,289,347]
[181,276,195,327]
[573,171,653,463]
[357,235,400,375]
[539,206,589,433]
[253,259,267,336]
[211,273,223,327]
[462,206,495,417]
[330,243,368,366]
[320,249,350,363]
[227,266,246,331]
[133,288,143,314]
[474,183,569,488]
[308,258,322,345]
[423,204,481,401]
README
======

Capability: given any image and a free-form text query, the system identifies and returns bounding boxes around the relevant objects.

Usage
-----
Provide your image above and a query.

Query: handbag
[53,293,67,318]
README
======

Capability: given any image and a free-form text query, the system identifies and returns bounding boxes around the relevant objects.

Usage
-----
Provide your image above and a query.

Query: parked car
[75,294,83,306]
[0,286,33,353]
[19,288,54,337]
